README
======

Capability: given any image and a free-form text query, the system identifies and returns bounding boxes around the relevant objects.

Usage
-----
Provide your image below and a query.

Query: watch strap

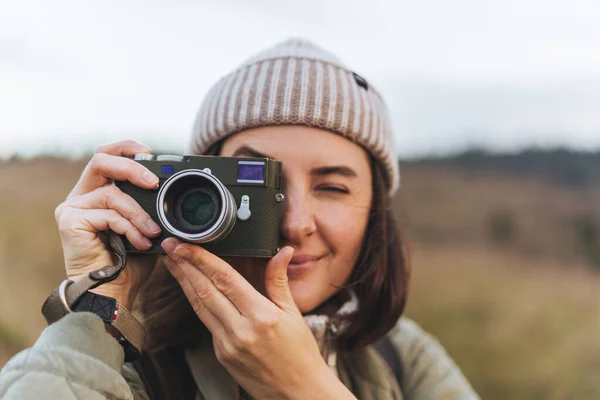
[41,230,146,362]
[73,291,146,362]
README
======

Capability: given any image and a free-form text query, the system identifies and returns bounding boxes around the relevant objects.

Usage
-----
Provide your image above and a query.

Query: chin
[289,279,331,314]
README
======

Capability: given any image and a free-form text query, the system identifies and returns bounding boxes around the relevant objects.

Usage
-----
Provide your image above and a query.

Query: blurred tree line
[402,146,600,270]
[405,146,600,188]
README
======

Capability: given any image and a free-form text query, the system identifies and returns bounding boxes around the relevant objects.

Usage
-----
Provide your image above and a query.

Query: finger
[162,255,223,334]
[69,153,159,199]
[264,246,298,313]
[64,184,161,238]
[162,239,244,329]
[171,241,266,316]
[60,208,152,251]
[94,139,151,157]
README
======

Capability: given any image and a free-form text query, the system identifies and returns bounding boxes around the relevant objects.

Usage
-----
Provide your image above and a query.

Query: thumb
[264,246,297,312]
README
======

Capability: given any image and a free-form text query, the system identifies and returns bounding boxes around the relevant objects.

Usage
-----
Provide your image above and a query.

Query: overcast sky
[1,0,599,159]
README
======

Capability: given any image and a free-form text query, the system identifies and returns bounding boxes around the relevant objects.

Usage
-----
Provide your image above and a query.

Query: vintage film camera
[115,154,284,257]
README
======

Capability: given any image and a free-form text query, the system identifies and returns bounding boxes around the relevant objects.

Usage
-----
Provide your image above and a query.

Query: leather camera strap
[41,230,146,361]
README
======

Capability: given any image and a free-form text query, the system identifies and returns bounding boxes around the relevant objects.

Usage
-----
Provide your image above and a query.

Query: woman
[0,39,478,399]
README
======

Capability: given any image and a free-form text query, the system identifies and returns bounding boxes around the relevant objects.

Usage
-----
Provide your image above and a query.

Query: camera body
[115,154,284,257]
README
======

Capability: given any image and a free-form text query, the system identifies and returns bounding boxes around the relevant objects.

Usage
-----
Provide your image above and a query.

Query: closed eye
[317,185,349,194]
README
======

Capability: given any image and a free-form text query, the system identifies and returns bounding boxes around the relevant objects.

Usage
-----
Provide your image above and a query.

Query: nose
[280,185,316,243]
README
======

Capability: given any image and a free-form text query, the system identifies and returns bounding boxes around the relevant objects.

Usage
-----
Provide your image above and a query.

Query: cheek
[317,202,370,259]
[315,203,369,284]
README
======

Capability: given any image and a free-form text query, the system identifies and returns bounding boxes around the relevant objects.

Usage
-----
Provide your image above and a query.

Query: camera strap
[41,230,146,361]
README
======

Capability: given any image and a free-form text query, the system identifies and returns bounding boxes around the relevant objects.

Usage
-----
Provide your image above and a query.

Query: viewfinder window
[237,161,265,184]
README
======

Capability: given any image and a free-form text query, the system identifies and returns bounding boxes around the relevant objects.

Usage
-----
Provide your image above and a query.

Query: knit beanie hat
[187,38,400,195]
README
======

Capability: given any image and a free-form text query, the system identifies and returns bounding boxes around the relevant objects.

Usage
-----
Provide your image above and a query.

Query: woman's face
[220,126,372,313]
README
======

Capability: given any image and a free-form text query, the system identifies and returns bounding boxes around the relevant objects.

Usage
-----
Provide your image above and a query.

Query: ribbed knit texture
[188,39,399,195]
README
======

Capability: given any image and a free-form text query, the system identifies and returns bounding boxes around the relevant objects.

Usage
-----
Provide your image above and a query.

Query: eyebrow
[311,166,357,178]
[232,145,358,178]
[231,146,273,159]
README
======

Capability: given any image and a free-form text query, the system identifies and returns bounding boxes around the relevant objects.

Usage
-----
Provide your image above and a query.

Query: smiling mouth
[287,253,327,276]
[289,254,326,264]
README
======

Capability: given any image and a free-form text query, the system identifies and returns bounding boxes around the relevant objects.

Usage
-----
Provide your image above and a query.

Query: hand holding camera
[54,140,164,308]
[54,139,285,309]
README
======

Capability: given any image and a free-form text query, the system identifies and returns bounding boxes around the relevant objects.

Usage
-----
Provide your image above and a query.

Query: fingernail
[146,219,161,233]
[174,245,191,259]
[143,237,153,247]
[161,238,177,254]
[143,171,158,185]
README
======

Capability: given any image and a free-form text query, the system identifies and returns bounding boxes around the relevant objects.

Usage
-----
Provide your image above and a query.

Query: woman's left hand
[160,238,354,400]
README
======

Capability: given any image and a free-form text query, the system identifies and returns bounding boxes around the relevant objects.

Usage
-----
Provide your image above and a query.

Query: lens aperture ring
[156,169,237,243]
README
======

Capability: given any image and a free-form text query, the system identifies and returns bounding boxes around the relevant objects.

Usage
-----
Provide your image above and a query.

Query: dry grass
[0,157,599,399]
[0,157,82,346]
[405,244,600,399]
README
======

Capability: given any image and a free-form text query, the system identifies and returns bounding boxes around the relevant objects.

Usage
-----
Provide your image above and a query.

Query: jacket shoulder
[0,312,148,400]
[385,317,480,400]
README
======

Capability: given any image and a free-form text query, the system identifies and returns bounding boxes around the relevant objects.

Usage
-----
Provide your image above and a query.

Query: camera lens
[177,188,219,230]
[157,170,236,243]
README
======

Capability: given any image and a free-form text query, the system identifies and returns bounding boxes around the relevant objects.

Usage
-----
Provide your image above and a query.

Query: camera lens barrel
[157,169,237,243]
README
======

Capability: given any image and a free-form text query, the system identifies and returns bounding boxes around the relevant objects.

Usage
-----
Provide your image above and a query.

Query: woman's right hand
[53,140,163,308]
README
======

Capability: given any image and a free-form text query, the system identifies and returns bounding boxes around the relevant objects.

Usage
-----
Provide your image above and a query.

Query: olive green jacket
[0,313,479,399]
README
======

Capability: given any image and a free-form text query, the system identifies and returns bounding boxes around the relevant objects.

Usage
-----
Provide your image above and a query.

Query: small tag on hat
[352,72,369,91]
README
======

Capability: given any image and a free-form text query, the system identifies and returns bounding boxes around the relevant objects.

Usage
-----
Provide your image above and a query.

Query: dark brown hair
[337,155,410,350]
[139,140,410,352]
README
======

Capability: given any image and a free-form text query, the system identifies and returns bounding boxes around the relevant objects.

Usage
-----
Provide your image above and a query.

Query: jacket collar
[184,339,238,399]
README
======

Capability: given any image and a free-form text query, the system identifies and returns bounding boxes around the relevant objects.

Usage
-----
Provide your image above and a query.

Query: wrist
[87,268,138,309]
[68,288,145,361]
[323,380,356,400]
[315,365,356,400]
[90,285,136,309]
[287,364,356,400]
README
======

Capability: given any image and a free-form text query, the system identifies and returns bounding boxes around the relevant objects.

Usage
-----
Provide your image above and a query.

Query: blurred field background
[1,149,599,399]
